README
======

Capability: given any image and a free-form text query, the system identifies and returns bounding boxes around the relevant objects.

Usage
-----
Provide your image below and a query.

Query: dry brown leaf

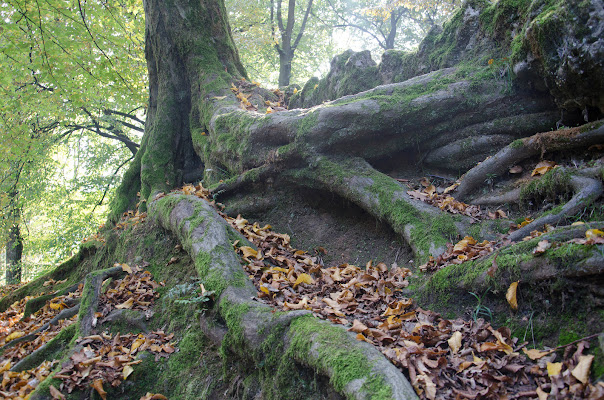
[522,348,551,360]
[448,331,462,354]
[91,379,107,400]
[49,385,66,400]
[506,281,519,310]
[571,354,594,384]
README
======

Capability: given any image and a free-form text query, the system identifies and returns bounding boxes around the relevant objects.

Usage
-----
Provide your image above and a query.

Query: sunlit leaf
[571,355,594,384]
[547,362,562,377]
[506,281,519,310]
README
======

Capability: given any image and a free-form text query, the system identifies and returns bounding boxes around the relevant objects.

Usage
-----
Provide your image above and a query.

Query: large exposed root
[508,173,603,241]
[454,121,604,200]
[150,194,419,400]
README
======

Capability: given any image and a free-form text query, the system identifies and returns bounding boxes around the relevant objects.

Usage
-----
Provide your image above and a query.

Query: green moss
[510,138,524,149]
[287,316,392,399]
[520,168,572,207]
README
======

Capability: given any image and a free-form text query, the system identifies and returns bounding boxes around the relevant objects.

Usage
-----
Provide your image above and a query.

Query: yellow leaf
[50,300,67,311]
[586,229,604,239]
[240,246,258,260]
[293,88,298,94]
[5,331,25,342]
[260,286,270,295]
[0,361,11,372]
[294,273,314,287]
[506,281,519,310]
[131,337,145,353]
[123,365,134,380]
[313,84,318,90]
[547,362,562,376]
[453,236,477,252]
[116,297,135,309]
[448,331,462,354]
[91,379,107,400]
[531,160,556,176]
[120,263,133,274]
[571,221,585,226]
[522,348,551,360]
[571,354,594,384]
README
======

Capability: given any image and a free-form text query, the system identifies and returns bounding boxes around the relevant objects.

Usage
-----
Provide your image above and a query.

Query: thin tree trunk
[6,205,22,284]
[279,50,294,86]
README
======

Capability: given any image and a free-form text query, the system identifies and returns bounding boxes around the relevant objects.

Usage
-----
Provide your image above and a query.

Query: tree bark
[5,197,22,285]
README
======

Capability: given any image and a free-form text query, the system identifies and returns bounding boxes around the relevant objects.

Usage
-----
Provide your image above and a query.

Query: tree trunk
[278,49,294,87]
[5,205,22,285]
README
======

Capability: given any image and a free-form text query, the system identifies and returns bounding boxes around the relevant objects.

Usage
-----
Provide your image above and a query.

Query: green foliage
[165,278,216,308]
[0,0,146,277]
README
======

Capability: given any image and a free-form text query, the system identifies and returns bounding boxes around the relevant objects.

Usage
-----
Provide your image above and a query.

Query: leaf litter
[165,183,603,399]
[0,266,172,400]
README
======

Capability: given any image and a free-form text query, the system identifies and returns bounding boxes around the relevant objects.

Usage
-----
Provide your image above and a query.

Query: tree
[227,0,339,85]
[0,0,146,277]
[2,0,604,398]
[328,0,460,52]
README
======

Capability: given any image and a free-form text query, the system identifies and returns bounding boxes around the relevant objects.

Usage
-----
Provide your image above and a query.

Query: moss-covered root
[150,193,417,399]
[508,173,602,241]
[0,244,97,313]
[1,304,80,353]
[79,266,125,337]
[11,323,78,373]
[150,194,252,295]
[219,287,418,400]
[290,156,466,263]
[455,120,604,200]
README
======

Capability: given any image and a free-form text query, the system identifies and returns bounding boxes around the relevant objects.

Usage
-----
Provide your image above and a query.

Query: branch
[292,0,314,50]
[92,153,136,213]
[103,109,145,125]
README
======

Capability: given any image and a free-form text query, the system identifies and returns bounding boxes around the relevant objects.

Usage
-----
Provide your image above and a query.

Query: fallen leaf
[120,263,133,274]
[522,348,551,360]
[509,165,523,174]
[348,319,369,334]
[547,362,562,377]
[116,297,135,309]
[5,331,26,342]
[49,385,66,399]
[294,273,314,287]
[506,281,519,310]
[571,354,594,384]
[533,240,551,255]
[448,331,462,354]
[536,387,548,400]
[531,160,556,176]
[91,379,107,400]
[123,365,134,380]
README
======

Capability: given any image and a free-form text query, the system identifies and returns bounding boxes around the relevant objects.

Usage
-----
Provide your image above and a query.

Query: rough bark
[6,204,23,285]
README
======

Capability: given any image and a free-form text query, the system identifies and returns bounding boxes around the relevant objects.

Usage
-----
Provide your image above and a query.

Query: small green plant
[485,173,498,191]
[166,278,215,307]
[469,288,493,322]
[487,57,513,93]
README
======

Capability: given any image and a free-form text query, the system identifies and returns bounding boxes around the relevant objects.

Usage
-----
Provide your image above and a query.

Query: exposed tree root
[23,283,81,318]
[11,323,78,373]
[1,304,80,352]
[150,194,419,400]
[508,173,602,241]
[0,245,96,313]
[455,121,604,200]
[78,266,125,337]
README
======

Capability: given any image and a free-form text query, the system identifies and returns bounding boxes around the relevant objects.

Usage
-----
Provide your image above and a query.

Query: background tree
[228,0,339,86]
[0,0,146,280]
[328,0,460,53]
